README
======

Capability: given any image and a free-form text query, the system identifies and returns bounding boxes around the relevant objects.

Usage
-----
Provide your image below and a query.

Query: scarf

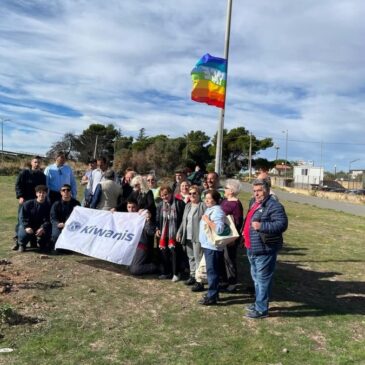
[159,200,178,248]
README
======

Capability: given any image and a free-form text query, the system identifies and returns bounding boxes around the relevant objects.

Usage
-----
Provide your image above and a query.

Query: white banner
[55,206,146,266]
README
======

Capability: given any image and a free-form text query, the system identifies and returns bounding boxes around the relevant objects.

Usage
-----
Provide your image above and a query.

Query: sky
[0,0,364,172]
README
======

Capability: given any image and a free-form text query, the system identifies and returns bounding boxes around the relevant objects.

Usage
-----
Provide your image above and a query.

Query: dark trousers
[160,245,183,276]
[18,225,51,251]
[129,248,158,276]
[204,248,223,300]
[14,204,23,239]
[51,226,63,249]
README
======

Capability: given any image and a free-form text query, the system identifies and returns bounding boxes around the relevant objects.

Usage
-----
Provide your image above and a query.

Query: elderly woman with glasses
[127,175,156,221]
[176,185,206,287]
[220,179,244,292]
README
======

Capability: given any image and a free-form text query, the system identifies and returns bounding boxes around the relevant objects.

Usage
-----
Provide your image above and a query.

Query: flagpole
[215,0,232,175]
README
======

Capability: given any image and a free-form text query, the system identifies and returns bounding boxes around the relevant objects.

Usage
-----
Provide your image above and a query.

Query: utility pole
[274,145,280,161]
[93,135,98,159]
[248,132,252,181]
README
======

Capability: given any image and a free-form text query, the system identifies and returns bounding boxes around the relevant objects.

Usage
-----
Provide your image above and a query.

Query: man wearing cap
[17,185,51,252]
[44,152,77,204]
[243,178,288,319]
[172,168,186,194]
[50,184,81,247]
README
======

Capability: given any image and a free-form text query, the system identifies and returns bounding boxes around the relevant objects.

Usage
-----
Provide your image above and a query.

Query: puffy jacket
[246,195,288,255]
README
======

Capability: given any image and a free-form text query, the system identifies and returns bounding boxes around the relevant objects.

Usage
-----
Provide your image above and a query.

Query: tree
[75,124,121,163]
[183,130,211,169]
[210,127,273,175]
[132,128,153,152]
[145,135,185,176]
[46,132,79,160]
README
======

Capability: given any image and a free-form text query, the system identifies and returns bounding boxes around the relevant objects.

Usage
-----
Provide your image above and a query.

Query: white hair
[225,179,241,195]
[131,175,149,194]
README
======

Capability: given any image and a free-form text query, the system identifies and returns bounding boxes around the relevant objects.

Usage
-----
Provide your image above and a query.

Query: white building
[293,164,323,188]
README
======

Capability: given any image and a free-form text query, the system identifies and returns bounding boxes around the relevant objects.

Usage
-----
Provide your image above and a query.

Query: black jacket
[50,198,80,226]
[15,169,46,201]
[20,199,51,230]
[156,198,185,231]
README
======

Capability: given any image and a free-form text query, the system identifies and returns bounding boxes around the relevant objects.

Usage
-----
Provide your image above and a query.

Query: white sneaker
[171,274,180,282]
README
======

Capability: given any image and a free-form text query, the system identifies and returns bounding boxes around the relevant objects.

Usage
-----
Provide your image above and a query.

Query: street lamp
[348,159,360,189]
[1,118,11,163]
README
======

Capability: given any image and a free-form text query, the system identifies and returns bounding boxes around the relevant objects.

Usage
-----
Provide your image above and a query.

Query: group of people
[13,152,288,319]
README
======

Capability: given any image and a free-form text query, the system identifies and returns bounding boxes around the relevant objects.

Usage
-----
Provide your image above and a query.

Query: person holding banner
[127,199,159,276]
[156,185,185,282]
[198,189,226,305]
[50,184,80,248]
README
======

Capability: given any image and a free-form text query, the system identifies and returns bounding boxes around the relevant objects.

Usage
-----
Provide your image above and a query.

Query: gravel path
[240,182,365,217]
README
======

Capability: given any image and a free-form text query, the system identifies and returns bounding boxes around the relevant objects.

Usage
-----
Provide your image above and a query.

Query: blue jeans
[247,249,277,313]
[204,248,223,299]
[18,225,51,251]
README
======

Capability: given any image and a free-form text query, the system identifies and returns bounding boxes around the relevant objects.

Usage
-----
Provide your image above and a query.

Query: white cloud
[0,0,364,171]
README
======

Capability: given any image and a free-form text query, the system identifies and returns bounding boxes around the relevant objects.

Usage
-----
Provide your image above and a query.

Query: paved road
[240,182,365,217]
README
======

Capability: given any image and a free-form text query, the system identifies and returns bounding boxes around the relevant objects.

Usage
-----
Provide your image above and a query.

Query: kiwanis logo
[67,221,82,232]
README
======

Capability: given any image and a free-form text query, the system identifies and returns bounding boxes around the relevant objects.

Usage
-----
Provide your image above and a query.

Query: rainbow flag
[191,53,227,109]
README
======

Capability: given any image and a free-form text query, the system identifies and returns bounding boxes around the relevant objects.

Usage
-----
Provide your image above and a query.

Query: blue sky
[0,0,364,172]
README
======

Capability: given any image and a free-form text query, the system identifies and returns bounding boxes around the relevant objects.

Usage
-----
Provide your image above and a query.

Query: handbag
[204,215,240,248]
[195,254,207,283]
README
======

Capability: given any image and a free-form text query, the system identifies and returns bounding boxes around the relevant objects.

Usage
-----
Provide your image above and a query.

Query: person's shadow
[218,245,365,316]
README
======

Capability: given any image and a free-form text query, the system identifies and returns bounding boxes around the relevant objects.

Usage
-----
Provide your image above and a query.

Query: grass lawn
[0,175,364,365]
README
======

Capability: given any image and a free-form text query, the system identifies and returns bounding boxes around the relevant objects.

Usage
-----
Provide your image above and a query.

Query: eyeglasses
[147,179,155,182]
[61,188,71,192]
[253,189,263,193]
[189,192,198,195]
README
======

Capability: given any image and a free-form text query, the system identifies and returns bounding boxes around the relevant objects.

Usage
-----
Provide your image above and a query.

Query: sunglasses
[61,188,71,192]
[189,192,198,195]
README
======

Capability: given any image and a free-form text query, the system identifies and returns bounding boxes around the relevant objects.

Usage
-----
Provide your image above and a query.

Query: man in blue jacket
[243,179,288,319]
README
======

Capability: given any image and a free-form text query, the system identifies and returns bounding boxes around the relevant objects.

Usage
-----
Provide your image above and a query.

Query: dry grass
[0,176,364,365]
